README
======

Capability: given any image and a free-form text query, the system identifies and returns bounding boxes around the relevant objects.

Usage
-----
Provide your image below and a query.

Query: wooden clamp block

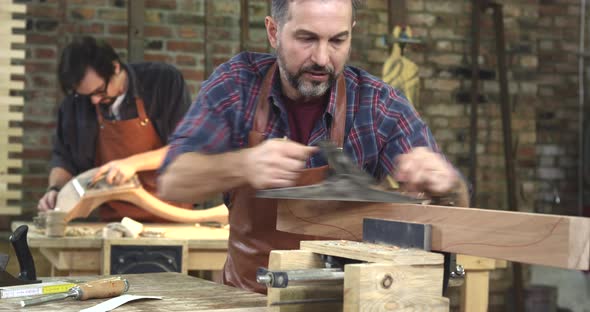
[267,240,449,312]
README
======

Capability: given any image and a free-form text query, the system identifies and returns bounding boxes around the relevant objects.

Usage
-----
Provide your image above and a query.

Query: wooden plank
[0,190,20,199]
[0,157,23,169]
[301,240,442,265]
[0,111,23,120]
[0,206,20,215]
[0,22,25,34]
[0,144,23,152]
[0,49,25,59]
[0,96,24,106]
[0,80,24,89]
[0,65,24,75]
[276,200,590,270]
[0,34,25,44]
[0,3,27,14]
[0,127,22,136]
[0,174,22,183]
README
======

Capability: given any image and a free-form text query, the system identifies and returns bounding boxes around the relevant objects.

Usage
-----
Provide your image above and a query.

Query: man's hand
[38,190,58,211]
[92,159,137,186]
[394,147,459,196]
[243,139,318,189]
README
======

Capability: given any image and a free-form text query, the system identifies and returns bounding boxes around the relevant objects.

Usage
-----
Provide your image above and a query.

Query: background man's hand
[244,139,318,189]
[92,159,137,186]
[394,147,459,196]
[38,190,58,211]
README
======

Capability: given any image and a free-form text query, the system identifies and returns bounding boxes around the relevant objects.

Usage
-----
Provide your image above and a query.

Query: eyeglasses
[75,77,111,98]
[88,77,111,98]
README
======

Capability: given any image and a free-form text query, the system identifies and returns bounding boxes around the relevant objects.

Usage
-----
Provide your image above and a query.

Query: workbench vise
[257,218,464,311]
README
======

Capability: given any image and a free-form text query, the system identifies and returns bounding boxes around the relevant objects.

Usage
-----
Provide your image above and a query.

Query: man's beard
[277,46,336,98]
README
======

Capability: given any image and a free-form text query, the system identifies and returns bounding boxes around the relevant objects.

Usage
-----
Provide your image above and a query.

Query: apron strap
[252,63,277,134]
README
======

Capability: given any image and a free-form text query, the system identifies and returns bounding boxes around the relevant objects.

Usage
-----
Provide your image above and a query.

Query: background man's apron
[223,63,347,294]
[95,96,190,222]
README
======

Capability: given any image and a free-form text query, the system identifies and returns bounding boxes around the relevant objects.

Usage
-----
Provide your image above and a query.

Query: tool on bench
[256,140,424,203]
[0,225,41,287]
[20,276,129,307]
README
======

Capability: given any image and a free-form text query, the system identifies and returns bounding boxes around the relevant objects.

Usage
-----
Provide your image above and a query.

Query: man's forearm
[126,146,169,172]
[48,167,73,189]
[158,150,249,203]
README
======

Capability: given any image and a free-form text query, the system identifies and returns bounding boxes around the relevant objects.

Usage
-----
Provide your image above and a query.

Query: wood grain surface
[276,200,590,270]
[0,272,270,311]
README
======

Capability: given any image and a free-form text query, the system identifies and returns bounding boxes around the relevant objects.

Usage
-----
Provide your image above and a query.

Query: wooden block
[457,255,497,271]
[267,250,342,312]
[344,263,449,312]
[276,200,590,270]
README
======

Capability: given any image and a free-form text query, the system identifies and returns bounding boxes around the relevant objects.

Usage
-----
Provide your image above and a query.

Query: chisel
[20,277,129,307]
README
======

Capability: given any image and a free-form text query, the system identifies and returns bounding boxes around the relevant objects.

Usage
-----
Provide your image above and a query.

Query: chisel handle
[75,277,129,300]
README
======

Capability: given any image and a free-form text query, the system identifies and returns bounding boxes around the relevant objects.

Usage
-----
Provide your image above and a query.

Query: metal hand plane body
[256,141,422,204]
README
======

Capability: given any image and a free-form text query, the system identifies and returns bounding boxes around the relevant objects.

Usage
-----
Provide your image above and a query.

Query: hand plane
[256,141,423,203]
[0,225,41,287]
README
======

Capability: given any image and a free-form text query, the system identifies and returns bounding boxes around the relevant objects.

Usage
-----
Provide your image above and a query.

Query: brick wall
[11,0,585,310]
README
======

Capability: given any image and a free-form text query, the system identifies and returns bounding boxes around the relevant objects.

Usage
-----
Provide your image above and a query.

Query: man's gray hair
[271,0,363,26]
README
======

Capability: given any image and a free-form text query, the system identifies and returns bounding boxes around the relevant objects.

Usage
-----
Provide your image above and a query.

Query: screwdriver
[20,277,129,307]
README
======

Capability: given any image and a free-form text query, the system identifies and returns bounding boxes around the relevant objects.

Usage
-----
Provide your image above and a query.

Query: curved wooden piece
[276,199,590,270]
[55,168,228,224]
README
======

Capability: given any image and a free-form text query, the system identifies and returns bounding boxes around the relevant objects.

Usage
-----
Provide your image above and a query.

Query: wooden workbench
[0,272,270,311]
[11,222,229,276]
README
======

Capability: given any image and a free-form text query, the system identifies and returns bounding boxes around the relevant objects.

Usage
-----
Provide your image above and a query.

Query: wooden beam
[240,0,249,51]
[388,0,407,31]
[276,200,590,270]
[127,0,145,62]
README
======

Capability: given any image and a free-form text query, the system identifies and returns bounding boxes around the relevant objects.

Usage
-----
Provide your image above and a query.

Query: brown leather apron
[223,63,347,293]
[95,96,190,222]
